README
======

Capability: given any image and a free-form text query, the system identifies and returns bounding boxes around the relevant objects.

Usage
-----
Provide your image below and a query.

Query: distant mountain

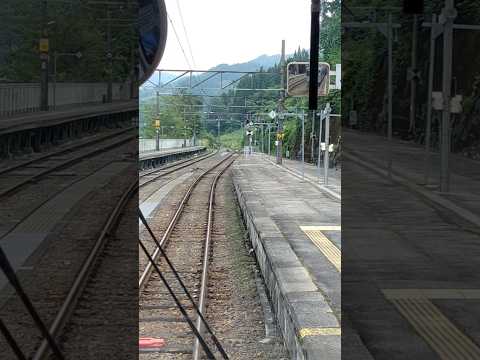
[209,54,281,73]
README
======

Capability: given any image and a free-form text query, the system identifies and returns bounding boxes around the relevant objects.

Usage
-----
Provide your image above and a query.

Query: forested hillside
[1,0,136,82]
[343,0,480,158]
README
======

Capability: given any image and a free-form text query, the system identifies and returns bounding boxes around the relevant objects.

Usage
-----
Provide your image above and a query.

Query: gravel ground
[203,170,288,360]
[0,139,137,358]
[56,194,138,359]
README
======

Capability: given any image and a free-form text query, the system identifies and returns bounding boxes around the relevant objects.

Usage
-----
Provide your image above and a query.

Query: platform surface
[0,101,137,136]
[139,146,206,161]
[232,154,370,359]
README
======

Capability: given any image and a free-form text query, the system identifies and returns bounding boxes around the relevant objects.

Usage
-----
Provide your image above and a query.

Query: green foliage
[140,92,203,140]
[219,129,244,150]
[343,0,480,154]
[1,0,136,82]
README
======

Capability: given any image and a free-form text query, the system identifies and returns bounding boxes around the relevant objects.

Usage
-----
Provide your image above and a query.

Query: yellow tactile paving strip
[383,289,480,359]
[299,327,341,338]
[300,226,341,272]
[300,226,342,231]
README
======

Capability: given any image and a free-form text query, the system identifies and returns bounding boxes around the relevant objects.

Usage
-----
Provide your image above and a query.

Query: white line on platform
[264,158,341,201]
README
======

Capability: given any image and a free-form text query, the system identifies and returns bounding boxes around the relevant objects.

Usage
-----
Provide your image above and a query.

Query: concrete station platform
[0,101,137,158]
[232,154,363,359]
[0,101,137,135]
[139,146,207,169]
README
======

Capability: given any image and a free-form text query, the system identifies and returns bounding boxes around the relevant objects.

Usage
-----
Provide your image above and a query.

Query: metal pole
[318,109,323,182]
[261,124,264,156]
[324,104,330,185]
[268,124,271,157]
[53,52,57,110]
[409,14,418,135]
[40,0,49,111]
[193,117,196,146]
[155,129,159,151]
[106,10,113,103]
[277,40,286,164]
[424,14,437,185]
[311,110,315,162]
[183,109,187,147]
[440,0,455,192]
[309,0,321,111]
[301,111,305,181]
[387,13,393,179]
[161,126,164,152]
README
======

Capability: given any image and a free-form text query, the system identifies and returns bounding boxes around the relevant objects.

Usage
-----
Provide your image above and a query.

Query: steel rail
[0,129,135,198]
[139,151,212,178]
[139,150,217,187]
[32,177,139,360]
[138,152,234,291]
[192,156,236,360]
[0,126,134,177]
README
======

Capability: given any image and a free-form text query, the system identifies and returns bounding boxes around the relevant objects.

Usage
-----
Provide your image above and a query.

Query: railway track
[139,150,216,188]
[30,177,139,359]
[23,151,230,359]
[139,153,236,359]
[0,126,135,199]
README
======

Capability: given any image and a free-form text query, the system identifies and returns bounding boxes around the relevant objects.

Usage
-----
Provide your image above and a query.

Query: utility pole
[261,123,264,155]
[309,0,321,167]
[301,111,305,181]
[183,109,187,147]
[440,0,456,192]
[387,12,393,179]
[276,40,286,165]
[311,112,316,162]
[423,14,437,185]
[106,10,113,103]
[309,0,320,111]
[324,103,331,185]
[217,118,221,147]
[268,124,271,157]
[155,92,160,151]
[40,0,49,111]
[192,117,196,146]
[408,14,419,135]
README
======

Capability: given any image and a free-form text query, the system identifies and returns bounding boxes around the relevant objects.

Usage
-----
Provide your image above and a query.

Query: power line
[167,13,192,69]
[176,0,196,67]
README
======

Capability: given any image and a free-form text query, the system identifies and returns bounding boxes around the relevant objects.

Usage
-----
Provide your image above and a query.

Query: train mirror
[286,62,330,97]
[139,0,168,85]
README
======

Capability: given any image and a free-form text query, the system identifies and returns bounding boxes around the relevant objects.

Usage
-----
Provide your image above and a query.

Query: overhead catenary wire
[176,0,196,67]
[167,12,192,69]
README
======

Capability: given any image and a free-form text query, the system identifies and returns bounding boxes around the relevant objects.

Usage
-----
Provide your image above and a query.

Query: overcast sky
[160,0,312,70]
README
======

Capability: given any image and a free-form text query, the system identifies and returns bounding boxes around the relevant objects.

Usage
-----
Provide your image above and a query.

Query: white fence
[0,82,132,118]
[139,138,194,153]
